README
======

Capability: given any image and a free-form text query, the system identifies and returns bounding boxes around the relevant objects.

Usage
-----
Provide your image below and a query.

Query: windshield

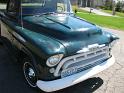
[21,0,73,15]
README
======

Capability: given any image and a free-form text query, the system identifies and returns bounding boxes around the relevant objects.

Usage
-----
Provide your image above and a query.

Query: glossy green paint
[16,26,66,58]
[0,0,119,81]
[1,18,66,80]
[23,15,113,56]
[1,13,116,58]
[2,18,66,59]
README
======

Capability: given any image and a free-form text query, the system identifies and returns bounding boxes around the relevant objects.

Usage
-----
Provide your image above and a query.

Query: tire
[23,57,38,88]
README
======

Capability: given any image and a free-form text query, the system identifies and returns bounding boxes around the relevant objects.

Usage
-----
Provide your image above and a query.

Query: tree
[105,0,113,10]
[112,0,116,15]
[112,0,124,13]
[122,1,124,12]
[116,1,123,12]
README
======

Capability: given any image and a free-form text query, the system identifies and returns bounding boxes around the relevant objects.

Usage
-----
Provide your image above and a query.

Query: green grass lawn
[77,12,124,31]
[101,9,124,17]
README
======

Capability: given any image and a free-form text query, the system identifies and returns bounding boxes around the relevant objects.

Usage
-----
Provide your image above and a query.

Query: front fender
[102,30,119,42]
[16,27,66,80]
[16,26,66,59]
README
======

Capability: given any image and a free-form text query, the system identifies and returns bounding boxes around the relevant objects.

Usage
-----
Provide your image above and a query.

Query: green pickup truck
[0,0,119,92]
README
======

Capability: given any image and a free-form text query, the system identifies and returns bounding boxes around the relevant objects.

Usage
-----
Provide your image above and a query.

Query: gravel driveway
[0,28,124,93]
[80,7,113,16]
[94,28,124,93]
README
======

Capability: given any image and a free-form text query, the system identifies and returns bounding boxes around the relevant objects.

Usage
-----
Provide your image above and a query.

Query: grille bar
[63,52,107,69]
[61,57,109,78]
[54,46,110,77]
[64,53,107,69]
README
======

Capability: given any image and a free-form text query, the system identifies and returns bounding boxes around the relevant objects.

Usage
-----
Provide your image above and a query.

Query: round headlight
[46,54,63,67]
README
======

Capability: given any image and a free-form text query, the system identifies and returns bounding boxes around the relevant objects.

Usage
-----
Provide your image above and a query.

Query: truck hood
[23,15,111,55]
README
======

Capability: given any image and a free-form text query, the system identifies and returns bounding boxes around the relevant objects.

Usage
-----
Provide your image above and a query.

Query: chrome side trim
[12,31,26,42]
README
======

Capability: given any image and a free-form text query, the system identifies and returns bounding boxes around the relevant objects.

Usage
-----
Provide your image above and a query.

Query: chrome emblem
[88,44,99,51]
[77,44,105,53]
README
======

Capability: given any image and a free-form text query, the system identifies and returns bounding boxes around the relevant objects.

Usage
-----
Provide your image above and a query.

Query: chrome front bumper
[36,56,115,92]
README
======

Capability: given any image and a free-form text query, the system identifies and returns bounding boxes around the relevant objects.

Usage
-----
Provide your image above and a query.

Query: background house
[70,0,106,8]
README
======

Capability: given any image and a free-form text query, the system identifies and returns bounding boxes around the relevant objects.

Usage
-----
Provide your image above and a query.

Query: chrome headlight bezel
[46,54,64,67]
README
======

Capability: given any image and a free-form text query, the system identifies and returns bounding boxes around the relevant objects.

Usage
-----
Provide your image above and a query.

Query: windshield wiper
[37,12,74,16]
[37,12,56,16]
[57,12,74,14]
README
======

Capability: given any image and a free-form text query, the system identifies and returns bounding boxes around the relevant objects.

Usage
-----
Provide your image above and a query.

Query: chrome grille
[65,53,107,69]
[54,45,110,77]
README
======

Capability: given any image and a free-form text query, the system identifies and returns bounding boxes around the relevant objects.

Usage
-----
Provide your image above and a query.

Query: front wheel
[23,59,38,88]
